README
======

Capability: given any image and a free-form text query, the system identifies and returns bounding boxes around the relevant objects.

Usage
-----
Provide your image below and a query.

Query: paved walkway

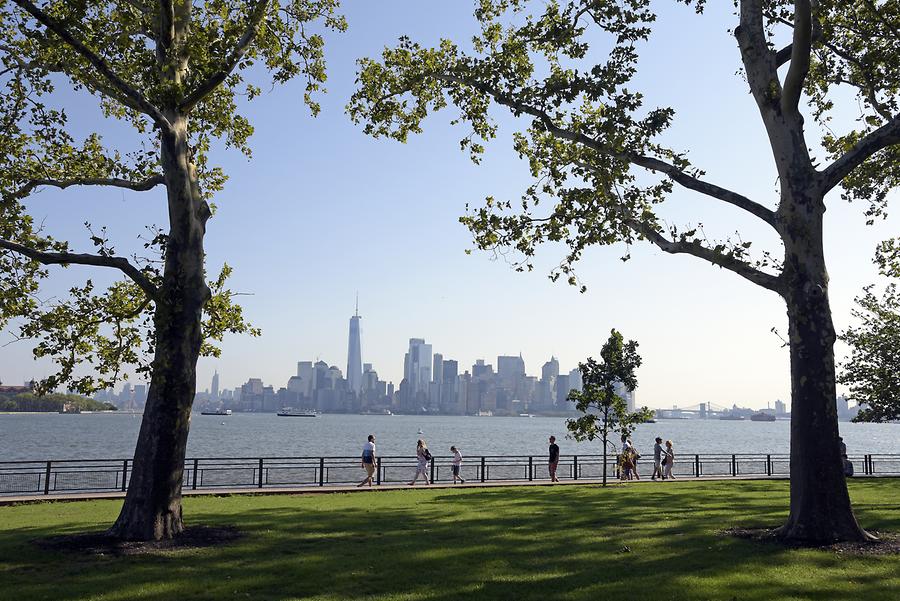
[0,475,799,505]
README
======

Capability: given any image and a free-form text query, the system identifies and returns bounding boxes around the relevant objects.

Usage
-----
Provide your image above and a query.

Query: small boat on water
[277,408,317,417]
[750,412,776,422]
[417,428,424,434]
[200,409,232,416]
[518,413,535,418]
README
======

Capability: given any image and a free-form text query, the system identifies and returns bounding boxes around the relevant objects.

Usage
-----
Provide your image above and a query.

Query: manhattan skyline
[0,1,896,410]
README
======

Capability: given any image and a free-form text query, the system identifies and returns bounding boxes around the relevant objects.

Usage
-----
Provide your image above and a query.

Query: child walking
[450,446,465,484]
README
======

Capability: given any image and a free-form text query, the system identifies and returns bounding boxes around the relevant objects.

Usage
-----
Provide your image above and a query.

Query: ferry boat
[200,409,232,416]
[719,413,746,421]
[277,408,317,417]
[750,412,776,422]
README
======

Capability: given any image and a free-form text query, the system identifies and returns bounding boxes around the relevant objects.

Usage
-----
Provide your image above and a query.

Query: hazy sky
[1,2,896,410]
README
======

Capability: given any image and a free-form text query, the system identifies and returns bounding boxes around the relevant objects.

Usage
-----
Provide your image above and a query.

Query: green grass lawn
[1,480,898,601]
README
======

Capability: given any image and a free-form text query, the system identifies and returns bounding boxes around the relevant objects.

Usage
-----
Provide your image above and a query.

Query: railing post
[731,454,737,477]
[766,454,772,477]
[319,457,325,486]
[192,458,199,490]
[694,454,700,478]
[43,460,51,495]
[528,456,533,481]
[122,459,129,492]
[430,458,435,484]
[376,457,382,485]
[480,457,486,483]
[573,455,578,480]
[258,458,264,488]
[868,454,874,475]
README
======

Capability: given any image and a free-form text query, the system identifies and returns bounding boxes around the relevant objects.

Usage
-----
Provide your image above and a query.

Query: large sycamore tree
[349,0,900,543]
[0,0,344,540]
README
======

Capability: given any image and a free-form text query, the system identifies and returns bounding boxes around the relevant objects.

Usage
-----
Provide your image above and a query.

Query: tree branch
[624,219,784,294]
[736,0,780,109]
[178,0,271,112]
[623,154,778,229]
[782,0,812,114]
[19,174,165,196]
[433,74,778,230]
[0,239,159,300]
[775,43,793,68]
[820,115,900,192]
[11,0,171,130]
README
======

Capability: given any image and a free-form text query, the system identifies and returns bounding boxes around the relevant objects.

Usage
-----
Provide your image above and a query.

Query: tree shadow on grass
[2,482,898,601]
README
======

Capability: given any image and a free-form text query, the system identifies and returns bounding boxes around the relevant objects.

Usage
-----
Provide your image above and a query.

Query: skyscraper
[211,370,220,399]
[540,356,559,407]
[346,298,362,395]
[404,338,432,395]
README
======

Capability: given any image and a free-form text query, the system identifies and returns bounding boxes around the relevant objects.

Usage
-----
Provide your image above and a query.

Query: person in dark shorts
[450,446,465,483]
[652,437,664,481]
[548,436,560,482]
[358,434,376,487]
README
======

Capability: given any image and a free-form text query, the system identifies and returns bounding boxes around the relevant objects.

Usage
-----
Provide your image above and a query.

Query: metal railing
[0,453,895,497]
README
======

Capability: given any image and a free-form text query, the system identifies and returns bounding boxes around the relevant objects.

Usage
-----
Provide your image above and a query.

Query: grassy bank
[1,480,898,600]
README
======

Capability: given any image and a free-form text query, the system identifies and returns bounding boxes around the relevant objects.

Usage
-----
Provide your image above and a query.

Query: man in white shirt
[652,437,664,481]
[357,434,377,487]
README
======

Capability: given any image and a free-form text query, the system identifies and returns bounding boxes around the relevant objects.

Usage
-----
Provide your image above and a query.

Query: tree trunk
[602,436,607,487]
[108,115,209,541]
[778,196,873,543]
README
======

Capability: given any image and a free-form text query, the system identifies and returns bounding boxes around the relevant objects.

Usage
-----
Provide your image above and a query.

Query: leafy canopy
[839,239,900,423]
[349,0,900,291]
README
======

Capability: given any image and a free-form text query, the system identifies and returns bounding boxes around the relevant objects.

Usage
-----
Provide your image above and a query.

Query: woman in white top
[408,439,431,485]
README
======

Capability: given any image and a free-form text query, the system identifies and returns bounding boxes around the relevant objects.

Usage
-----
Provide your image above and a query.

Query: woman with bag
[409,439,431,485]
[663,440,676,480]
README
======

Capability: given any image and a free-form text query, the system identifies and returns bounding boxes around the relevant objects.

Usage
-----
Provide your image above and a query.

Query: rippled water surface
[1,412,896,461]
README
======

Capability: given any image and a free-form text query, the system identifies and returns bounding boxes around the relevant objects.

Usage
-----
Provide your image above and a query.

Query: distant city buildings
[104,299,899,417]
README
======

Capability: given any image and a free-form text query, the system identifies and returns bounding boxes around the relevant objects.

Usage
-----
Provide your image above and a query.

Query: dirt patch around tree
[34,525,242,556]
[724,527,900,556]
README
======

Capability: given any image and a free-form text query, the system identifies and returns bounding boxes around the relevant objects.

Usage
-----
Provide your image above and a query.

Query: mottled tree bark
[776,189,873,543]
[108,114,210,541]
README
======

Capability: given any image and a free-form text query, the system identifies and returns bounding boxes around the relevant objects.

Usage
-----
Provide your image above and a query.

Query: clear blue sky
[1,2,896,410]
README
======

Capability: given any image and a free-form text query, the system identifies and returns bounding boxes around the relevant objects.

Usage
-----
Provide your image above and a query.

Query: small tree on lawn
[839,239,900,423]
[566,329,651,486]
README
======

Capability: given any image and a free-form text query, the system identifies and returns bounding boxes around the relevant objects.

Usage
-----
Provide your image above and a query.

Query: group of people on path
[358,434,563,486]
[619,435,676,481]
[357,435,467,487]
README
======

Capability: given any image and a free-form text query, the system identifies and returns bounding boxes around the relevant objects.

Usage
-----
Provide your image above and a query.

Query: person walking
[357,434,377,487]
[621,448,636,481]
[663,439,675,480]
[548,436,560,482]
[450,446,465,484]
[625,436,641,480]
[408,439,431,485]
[652,437,664,481]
